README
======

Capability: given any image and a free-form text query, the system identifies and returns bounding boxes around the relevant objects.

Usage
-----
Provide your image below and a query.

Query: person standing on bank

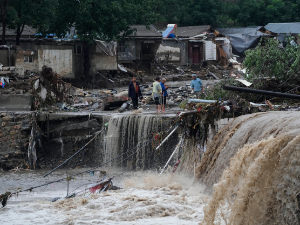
[160,78,168,113]
[191,74,203,98]
[128,77,143,109]
[152,77,162,113]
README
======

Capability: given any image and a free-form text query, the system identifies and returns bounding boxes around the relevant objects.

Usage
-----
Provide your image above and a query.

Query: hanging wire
[1,122,180,208]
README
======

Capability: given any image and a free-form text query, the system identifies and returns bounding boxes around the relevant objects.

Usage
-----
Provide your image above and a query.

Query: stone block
[2,116,10,122]
[1,122,6,127]
[10,130,16,135]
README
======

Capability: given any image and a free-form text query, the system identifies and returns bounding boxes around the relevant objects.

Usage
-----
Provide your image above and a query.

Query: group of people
[128,73,203,113]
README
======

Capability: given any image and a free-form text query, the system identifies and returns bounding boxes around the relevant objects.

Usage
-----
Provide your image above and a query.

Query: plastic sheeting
[216,27,270,55]
[226,33,268,55]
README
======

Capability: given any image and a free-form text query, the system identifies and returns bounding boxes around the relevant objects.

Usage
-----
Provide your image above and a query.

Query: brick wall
[0,112,31,170]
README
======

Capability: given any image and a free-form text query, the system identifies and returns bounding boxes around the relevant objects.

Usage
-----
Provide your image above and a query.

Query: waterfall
[59,136,64,157]
[104,114,179,170]
[197,111,300,225]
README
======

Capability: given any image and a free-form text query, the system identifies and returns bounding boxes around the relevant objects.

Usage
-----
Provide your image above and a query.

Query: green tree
[8,0,55,46]
[47,0,158,77]
[179,0,222,27]
[0,0,10,44]
[244,37,300,83]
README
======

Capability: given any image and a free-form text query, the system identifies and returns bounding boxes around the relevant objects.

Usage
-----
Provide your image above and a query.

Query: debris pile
[31,66,73,110]
[0,67,34,94]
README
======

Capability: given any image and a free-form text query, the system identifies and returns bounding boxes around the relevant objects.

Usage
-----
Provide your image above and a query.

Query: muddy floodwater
[2,111,300,225]
[0,168,209,225]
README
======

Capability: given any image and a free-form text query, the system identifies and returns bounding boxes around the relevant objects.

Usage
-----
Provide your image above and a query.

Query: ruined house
[117,25,162,68]
[260,22,300,45]
[0,25,118,79]
[156,25,230,68]
[216,27,271,56]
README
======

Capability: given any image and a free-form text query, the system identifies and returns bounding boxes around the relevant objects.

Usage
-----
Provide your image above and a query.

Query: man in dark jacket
[128,77,143,109]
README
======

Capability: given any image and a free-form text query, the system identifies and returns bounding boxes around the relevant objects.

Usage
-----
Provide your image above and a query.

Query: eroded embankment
[197,111,300,225]
[0,112,179,171]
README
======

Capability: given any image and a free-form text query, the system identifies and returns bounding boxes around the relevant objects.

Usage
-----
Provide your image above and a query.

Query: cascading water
[197,111,300,225]
[59,136,64,157]
[104,114,179,170]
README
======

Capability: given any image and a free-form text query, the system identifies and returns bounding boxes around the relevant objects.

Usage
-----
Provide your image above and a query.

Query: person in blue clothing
[128,77,143,109]
[160,78,168,113]
[191,74,203,98]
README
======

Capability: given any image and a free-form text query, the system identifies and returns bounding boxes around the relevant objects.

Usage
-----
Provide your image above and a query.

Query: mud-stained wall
[38,49,73,78]
[15,49,38,75]
[13,40,87,79]
[90,45,117,73]
[160,39,188,65]
[156,44,181,62]
[15,44,75,78]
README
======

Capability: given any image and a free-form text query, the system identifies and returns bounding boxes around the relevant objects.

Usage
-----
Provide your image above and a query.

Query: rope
[43,128,105,177]
[1,123,179,207]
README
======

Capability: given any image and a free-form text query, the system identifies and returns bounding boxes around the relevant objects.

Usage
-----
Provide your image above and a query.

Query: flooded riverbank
[0,169,209,225]
[2,111,300,225]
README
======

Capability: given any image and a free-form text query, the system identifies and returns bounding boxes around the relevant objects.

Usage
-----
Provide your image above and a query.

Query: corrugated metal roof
[0,25,36,36]
[174,25,210,37]
[124,25,162,37]
[216,27,264,35]
[264,23,300,34]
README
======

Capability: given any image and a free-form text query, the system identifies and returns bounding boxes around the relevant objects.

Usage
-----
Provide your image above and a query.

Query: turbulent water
[0,169,207,225]
[197,111,300,225]
[104,114,178,170]
[2,111,300,224]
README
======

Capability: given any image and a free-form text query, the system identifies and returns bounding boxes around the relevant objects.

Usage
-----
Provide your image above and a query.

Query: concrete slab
[0,94,31,111]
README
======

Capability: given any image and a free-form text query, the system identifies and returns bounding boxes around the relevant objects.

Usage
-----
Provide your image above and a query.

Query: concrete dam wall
[0,112,179,171]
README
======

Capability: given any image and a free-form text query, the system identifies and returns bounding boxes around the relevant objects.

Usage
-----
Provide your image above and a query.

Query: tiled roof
[0,25,36,36]
[124,25,161,37]
[174,25,211,37]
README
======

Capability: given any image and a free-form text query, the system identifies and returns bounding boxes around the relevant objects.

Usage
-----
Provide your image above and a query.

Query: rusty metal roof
[174,25,211,37]
[264,23,300,34]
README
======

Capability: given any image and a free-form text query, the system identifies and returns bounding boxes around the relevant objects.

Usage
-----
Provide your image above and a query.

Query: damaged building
[155,24,234,69]
[1,36,117,79]
[259,22,300,45]
[215,27,272,57]
[117,25,162,69]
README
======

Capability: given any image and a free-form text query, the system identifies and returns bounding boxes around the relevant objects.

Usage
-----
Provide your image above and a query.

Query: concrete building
[0,38,117,79]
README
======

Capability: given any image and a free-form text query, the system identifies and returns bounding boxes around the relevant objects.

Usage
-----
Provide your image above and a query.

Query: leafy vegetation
[244,36,300,83]
[2,0,300,44]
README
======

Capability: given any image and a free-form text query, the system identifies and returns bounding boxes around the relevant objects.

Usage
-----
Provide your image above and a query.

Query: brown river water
[1,111,300,225]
